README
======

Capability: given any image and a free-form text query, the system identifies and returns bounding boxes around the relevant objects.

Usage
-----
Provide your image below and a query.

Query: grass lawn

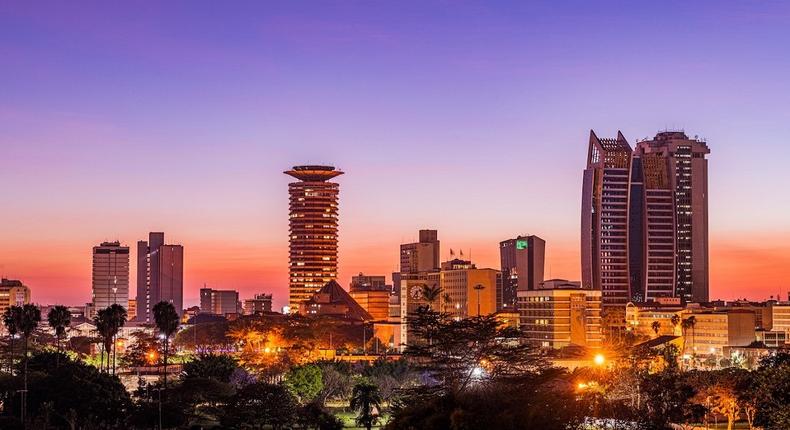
[332,409,389,429]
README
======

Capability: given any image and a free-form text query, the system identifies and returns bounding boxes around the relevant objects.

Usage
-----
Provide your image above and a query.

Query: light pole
[473,284,485,317]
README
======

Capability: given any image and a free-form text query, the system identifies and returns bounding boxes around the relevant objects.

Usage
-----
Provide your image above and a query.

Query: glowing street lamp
[593,353,606,366]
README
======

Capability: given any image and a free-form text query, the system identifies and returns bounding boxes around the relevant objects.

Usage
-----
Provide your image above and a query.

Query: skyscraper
[284,165,343,311]
[636,132,710,303]
[499,235,545,310]
[582,130,710,310]
[199,288,240,316]
[136,232,184,322]
[91,241,130,311]
[581,130,633,309]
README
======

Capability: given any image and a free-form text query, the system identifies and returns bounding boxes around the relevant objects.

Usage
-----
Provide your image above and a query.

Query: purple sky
[2,1,790,307]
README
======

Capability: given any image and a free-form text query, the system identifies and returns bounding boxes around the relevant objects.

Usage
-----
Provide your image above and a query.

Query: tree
[46,306,71,364]
[107,304,127,375]
[221,382,298,429]
[651,321,661,337]
[405,306,545,394]
[350,382,382,430]
[153,301,180,389]
[285,363,324,403]
[420,284,442,309]
[694,384,740,430]
[753,352,790,430]
[183,353,238,383]
[18,304,40,421]
[6,351,132,428]
[298,401,344,430]
[93,308,113,372]
[681,316,697,359]
[2,306,22,374]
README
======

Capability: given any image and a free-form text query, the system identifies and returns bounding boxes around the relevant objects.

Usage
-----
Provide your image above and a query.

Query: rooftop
[284,165,344,182]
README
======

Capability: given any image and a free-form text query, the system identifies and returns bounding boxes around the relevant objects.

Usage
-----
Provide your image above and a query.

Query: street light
[593,353,606,366]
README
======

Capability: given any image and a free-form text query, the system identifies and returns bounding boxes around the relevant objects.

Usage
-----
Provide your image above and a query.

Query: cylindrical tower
[284,165,344,311]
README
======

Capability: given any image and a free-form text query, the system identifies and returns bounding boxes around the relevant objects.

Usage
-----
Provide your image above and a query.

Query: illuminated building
[127,298,137,320]
[581,130,633,309]
[91,241,130,311]
[499,235,545,310]
[0,278,31,315]
[244,293,273,315]
[136,232,184,322]
[517,286,602,349]
[439,259,499,319]
[400,230,440,274]
[349,273,390,320]
[284,165,343,311]
[200,288,240,316]
[299,280,372,321]
[635,132,710,303]
[581,130,711,307]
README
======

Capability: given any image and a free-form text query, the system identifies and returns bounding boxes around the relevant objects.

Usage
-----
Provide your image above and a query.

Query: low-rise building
[0,278,31,315]
[244,293,273,315]
[680,309,756,356]
[517,287,602,349]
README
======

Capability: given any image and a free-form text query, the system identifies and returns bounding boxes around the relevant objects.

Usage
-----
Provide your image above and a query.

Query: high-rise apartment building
[0,278,31,315]
[200,288,240,316]
[635,132,710,303]
[91,241,130,311]
[136,232,184,322]
[285,165,343,311]
[582,130,710,309]
[581,130,633,309]
[499,235,545,310]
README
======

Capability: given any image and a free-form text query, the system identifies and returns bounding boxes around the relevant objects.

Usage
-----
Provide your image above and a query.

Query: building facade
[136,232,184,322]
[349,273,390,321]
[400,230,440,274]
[581,130,633,309]
[91,241,130,311]
[285,165,343,311]
[0,278,31,315]
[200,288,240,316]
[517,287,602,349]
[499,235,545,311]
[582,130,710,309]
[439,259,498,319]
[244,293,273,315]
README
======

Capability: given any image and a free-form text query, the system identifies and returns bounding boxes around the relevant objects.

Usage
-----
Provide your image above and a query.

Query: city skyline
[3,2,790,308]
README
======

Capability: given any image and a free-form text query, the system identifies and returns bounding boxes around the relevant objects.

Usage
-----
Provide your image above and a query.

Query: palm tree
[18,304,41,421]
[670,314,681,335]
[420,284,442,310]
[442,292,452,313]
[681,316,698,367]
[2,306,22,374]
[651,321,661,337]
[107,304,128,375]
[93,308,113,372]
[350,382,382,430]
[153,301,180,389]
[47,305,71,362]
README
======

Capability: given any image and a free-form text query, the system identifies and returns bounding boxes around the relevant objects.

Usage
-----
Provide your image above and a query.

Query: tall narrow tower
[581,130,632,309]
[285,165,344,311]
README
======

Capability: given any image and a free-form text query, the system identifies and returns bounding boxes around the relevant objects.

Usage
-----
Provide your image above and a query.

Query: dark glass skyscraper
[285,165,343,311]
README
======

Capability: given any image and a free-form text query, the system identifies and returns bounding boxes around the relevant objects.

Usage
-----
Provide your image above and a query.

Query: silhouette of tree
[153,301,179,389]
[46,306,70,364]
[350,382,382,430]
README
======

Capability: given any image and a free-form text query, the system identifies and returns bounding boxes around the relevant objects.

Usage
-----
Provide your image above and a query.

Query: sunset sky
[2,1,790,308]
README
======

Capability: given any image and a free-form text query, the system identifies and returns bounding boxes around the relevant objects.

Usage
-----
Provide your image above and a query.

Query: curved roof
[284,165,344,182]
